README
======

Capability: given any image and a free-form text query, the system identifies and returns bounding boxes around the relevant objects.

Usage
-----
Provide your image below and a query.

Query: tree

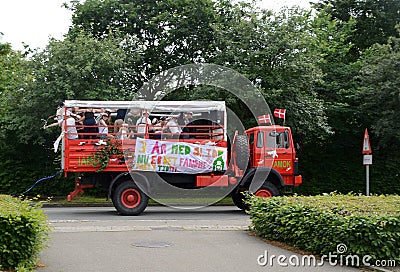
[0,40,33,146]
[2,32,129,146]
[356,35,400,148]
[313,0,400,60]
[67,0,219,97]
[210,5,337,141]
[351,34,400,193]
[0,41,68,195]
[0,33,131,196]
[2,0,397,196]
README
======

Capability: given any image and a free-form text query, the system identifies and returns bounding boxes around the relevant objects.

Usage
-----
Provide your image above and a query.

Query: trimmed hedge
[248,194,400,266]
[0,195,50,271]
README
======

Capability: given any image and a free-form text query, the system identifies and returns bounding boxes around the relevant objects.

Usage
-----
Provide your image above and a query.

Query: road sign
[362,128,372,155]
[363,155,372,165]
[362,129,372,196]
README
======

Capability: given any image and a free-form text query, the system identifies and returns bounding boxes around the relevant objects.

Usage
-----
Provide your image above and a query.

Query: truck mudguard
[239,167,284,193]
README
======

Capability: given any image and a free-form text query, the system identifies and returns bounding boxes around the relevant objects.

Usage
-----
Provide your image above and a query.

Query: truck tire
[232,189,248,210]
[112,181,149,215]
[254,183,279,197]
[235,135,249,170]
[232,182,279,210]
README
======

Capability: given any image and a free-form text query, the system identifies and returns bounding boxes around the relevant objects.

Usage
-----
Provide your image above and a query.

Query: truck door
[249,131,265,167]
[248,132,254,166]
[264,130,277,168]
[271,129,293,176]
[256,131,265,167]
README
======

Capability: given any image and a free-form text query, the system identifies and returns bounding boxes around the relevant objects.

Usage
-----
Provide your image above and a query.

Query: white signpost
[362,129,372,196]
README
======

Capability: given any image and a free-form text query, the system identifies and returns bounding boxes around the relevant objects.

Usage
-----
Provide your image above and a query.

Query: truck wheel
[232,189,248,210]
[235,135,249,170]
[255,183,279,197]
[112,181,149,215]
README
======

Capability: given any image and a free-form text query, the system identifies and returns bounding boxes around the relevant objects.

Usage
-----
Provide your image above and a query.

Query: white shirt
[136,116,151,134]
[65,117,78,139]
[167,120,180,134]
[117,128,129,140]
[98,120,108,135]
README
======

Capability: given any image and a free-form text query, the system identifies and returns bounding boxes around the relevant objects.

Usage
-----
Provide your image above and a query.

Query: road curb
[42,201,235,208]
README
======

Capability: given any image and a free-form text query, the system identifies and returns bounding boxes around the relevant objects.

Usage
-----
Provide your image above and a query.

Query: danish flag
[274,109,286,119]
[258,114,271,124]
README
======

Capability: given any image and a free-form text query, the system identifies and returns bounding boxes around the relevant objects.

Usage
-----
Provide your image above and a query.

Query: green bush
[0,195,50,271]
[248,194,400,266]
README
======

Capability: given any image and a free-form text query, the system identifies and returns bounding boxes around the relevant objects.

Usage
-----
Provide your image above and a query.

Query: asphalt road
[37,206,360,272]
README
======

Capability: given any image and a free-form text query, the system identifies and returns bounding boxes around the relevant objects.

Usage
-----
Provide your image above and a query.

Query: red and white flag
[274,109,286,119]
[258,114,271,124]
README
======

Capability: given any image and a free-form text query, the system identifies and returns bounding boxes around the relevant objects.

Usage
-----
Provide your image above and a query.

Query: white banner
[132,138,227,173]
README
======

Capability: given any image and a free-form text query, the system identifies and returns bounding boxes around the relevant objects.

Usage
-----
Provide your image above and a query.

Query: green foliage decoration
[0,195,50,271]
[248,194,400,266]
[88,139,124,172]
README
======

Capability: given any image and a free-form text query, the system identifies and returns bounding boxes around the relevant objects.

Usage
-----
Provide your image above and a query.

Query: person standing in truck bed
[77,108,99,139]
[136,111,151,138]
[114,108,128,133]
[43,102,65,130]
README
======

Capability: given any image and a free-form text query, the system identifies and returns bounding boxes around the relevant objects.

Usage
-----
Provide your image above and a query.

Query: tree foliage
[313,0,400,60]
[0,0,400,196]
[356,35,400,148]
[0,40,69,196]
[0,42,32,145]
[67,0,219,95]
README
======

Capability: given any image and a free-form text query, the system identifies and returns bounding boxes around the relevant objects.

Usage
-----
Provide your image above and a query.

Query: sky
[0,0,311,51]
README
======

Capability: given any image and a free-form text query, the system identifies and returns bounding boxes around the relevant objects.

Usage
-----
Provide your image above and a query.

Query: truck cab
[246,125,301,187]
[231,125,302,209]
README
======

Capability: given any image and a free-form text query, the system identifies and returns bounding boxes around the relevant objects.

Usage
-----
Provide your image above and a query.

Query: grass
[282,193,400,216]
[47,195,109,205]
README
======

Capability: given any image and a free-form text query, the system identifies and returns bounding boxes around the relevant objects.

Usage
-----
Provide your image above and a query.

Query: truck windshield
[267,131,290,149]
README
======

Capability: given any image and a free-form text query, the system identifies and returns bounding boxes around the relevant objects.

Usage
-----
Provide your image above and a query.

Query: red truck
[60,100,302,215]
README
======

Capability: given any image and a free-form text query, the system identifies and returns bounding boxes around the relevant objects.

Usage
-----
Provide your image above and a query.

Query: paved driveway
[37,206,361,272]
